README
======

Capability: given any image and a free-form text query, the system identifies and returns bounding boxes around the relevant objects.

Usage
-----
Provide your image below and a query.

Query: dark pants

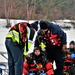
[5,39,23,75]
[46,46,64,75]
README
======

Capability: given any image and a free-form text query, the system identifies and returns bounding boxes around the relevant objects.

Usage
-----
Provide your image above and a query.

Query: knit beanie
[70,41,75,45]
[40,20,48,30]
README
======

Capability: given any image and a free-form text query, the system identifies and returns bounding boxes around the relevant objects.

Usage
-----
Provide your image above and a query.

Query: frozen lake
[0,19,75,70]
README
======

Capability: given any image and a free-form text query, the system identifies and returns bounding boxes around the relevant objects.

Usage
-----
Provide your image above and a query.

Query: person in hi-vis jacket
[5,21,38,75]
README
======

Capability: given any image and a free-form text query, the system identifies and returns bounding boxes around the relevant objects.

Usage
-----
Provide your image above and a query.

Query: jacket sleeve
[52,24,67,45]
[57,28,67,45]
[34,30,41,47]
[45,62,54,75]
[23,62,28,75]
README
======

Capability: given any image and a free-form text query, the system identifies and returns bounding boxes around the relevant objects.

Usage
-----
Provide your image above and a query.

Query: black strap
[26,38,28,52]
[29,27,35,41]
[26,27,35,52]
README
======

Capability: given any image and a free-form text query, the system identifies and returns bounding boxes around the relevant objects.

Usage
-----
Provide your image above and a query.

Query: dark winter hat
[40,20,48,30]
[70,41,75,45]
[33,47,41,52]
[31,21,38,31]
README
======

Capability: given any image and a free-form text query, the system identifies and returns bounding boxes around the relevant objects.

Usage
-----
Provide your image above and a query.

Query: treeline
[0,0,75,20]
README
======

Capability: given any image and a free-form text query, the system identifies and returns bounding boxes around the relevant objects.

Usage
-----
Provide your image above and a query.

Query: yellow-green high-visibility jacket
[6,22,27,44]
[6,22,35,56]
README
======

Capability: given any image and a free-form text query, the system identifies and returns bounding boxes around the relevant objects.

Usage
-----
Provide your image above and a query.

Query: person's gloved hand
[70,54,75,58]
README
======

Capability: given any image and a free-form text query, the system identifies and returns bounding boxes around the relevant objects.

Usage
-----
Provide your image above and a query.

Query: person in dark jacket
[68,41,75,54]
[5,21,38,75]
[64,41,75,75]
[65,41,75,59]
[35,20,67,75]
[23,47,54,75]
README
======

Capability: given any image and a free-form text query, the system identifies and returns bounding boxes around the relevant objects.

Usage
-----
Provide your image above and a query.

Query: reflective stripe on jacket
[6,30,19,43]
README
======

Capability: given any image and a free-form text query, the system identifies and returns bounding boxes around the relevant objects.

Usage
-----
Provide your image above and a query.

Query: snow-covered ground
[0,19,75,70]
[0,27,9,62]
[64,29,75,47]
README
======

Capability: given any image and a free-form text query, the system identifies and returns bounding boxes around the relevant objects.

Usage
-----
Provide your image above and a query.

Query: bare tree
[25,0,36,20]
[4,0,11,28]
